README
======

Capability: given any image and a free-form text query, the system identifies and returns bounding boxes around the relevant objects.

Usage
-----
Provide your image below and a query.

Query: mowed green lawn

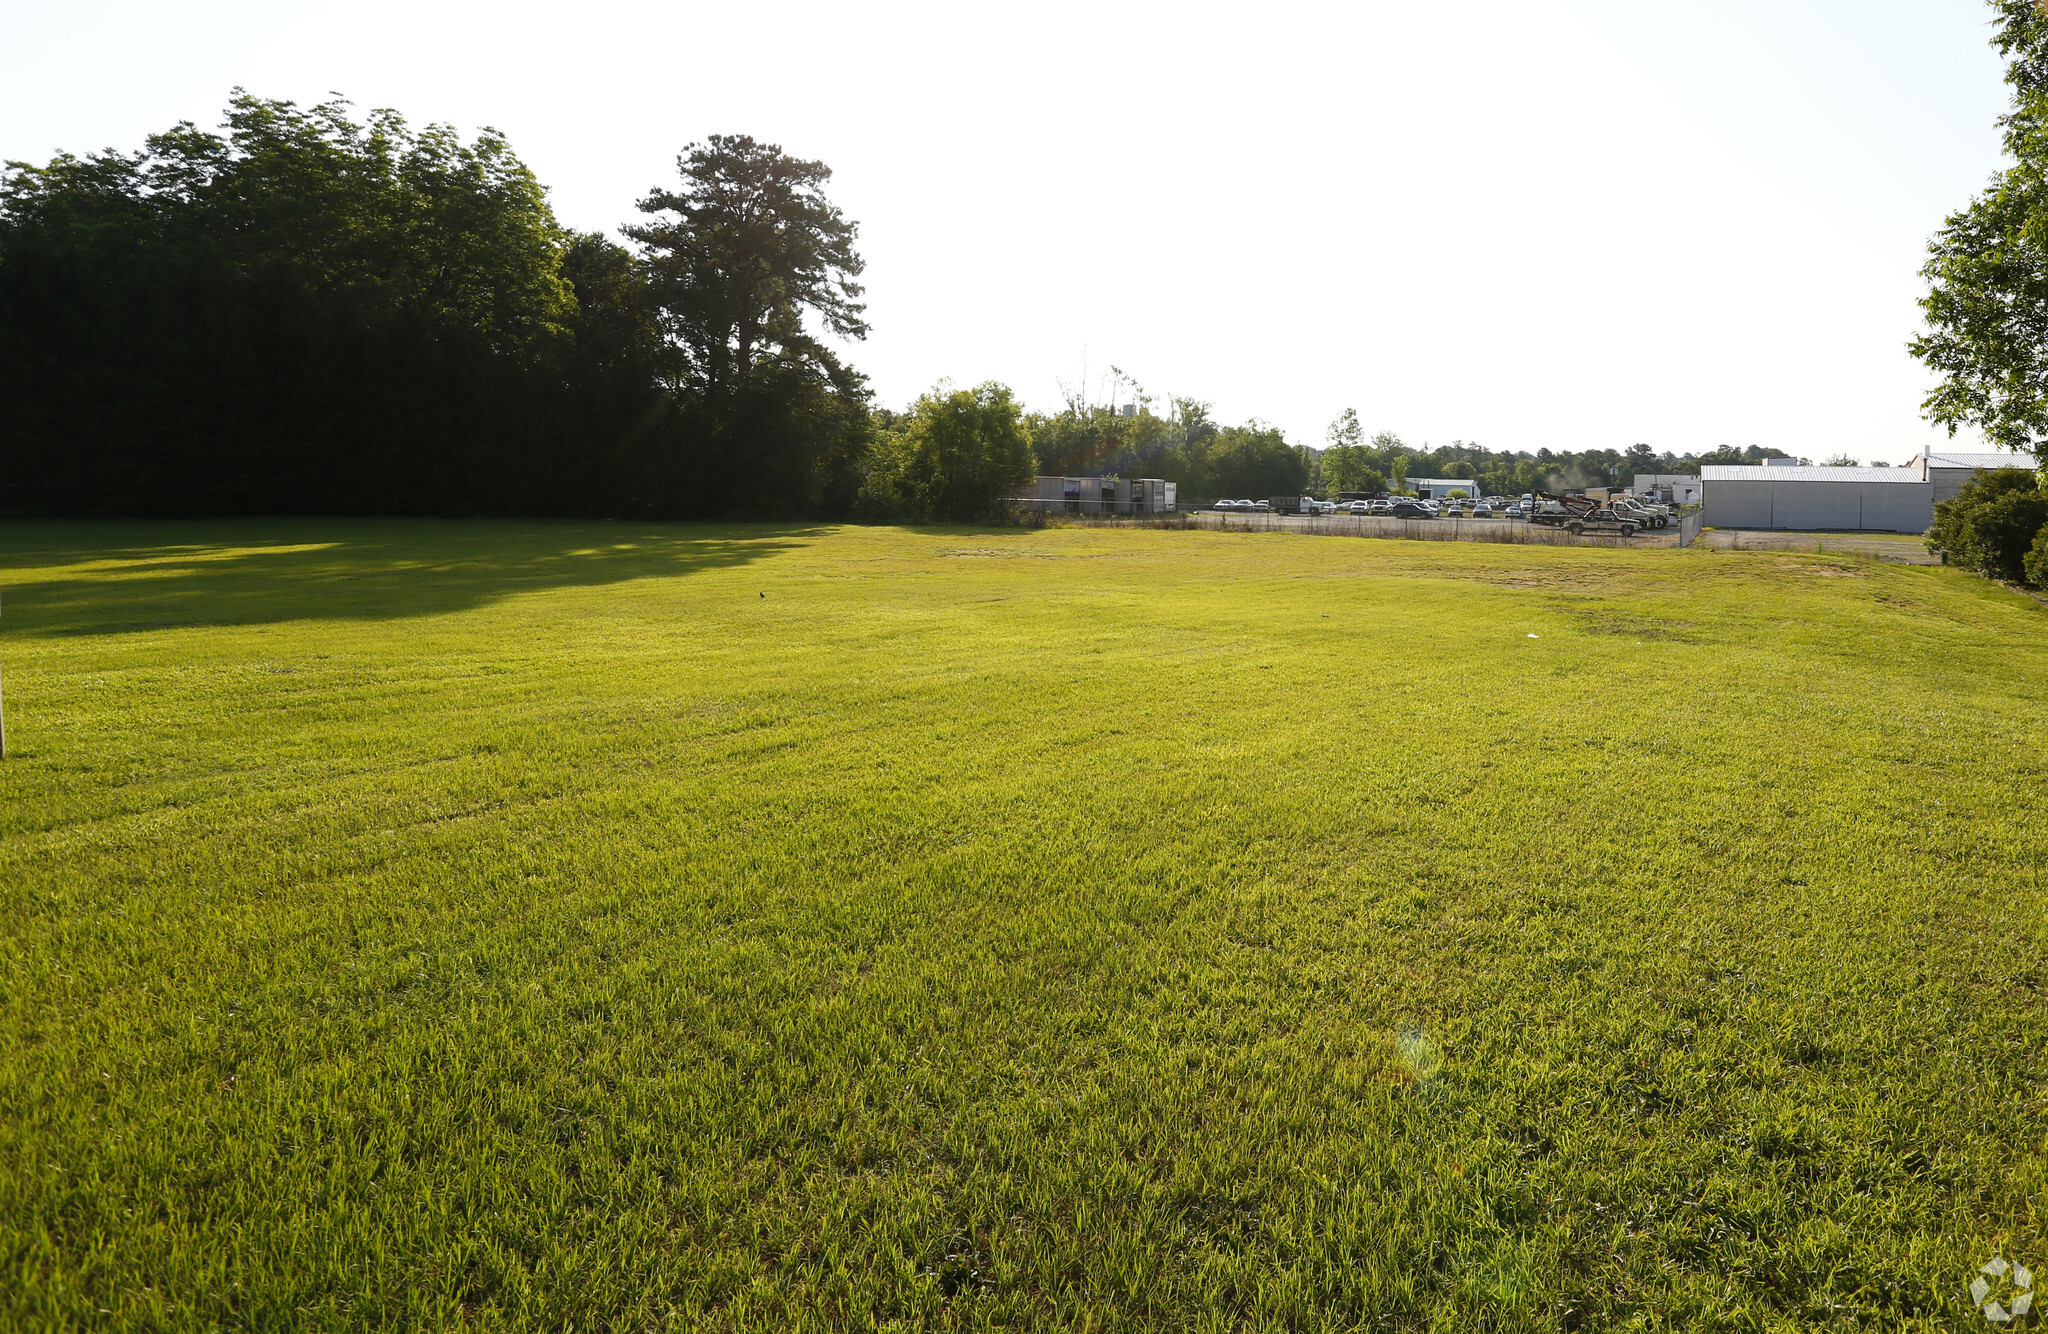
[1,520,2043,1332]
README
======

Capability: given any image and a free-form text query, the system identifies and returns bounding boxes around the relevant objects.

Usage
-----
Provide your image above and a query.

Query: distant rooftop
[1921,450,2035,471]
[1700,465,1927,484]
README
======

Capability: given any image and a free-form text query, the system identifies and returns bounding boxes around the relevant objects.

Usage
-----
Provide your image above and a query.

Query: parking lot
[1177,509,1681,547]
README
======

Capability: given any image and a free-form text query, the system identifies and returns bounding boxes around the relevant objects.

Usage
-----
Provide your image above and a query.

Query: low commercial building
[1699,465,1931,532]
[1693,450,2038,532]
[1407,477,1481,499]
[1010,476,1177,515]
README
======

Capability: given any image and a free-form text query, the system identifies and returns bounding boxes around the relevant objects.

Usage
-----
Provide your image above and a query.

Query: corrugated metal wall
[1861,484,1934,532]
[1929,468,1978,506]
[1703,481,1931,532]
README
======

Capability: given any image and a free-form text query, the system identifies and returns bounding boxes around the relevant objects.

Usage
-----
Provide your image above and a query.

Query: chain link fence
[1050,510,1677,548]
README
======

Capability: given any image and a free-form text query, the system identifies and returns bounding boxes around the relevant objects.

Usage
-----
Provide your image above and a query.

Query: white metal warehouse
[1699,465,1932,532]
[1909,449,2036,505]
[1407,477,1482,499]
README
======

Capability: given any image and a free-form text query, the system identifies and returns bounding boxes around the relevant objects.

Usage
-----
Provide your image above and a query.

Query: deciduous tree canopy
[1914,0,2048,467]
[0,96,872,519]
[861,383,1035,522]
[1925,466,2048,582]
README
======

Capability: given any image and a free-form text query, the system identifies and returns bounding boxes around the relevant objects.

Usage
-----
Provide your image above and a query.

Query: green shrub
[1925,467,2045,580]
[1956,489,2048,581]
[2027,522,2048,587]
[857,382,1035,523]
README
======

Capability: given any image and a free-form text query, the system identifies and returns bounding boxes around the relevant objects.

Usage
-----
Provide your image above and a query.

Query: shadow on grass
[0,518,822,636]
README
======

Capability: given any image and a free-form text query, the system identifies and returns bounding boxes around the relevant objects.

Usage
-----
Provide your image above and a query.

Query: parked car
[1251,500,1271,511]
[1388,500,1434,518]
[1471,502,1494,518]
[1505,504,1526,519]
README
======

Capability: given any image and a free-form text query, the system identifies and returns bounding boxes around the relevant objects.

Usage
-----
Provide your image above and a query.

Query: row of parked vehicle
[1528,493,1679,534]
[1208,492,1682,535]
[1210,496,1506,517]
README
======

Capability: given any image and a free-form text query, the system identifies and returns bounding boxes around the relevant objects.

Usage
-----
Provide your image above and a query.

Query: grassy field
[1,519,2043,1332]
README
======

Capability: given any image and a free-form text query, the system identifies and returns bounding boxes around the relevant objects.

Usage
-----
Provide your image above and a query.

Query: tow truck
[1530,491,1641,537]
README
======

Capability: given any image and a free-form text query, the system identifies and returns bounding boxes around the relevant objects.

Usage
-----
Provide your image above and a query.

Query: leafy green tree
[1913,1,2048,464]
[625,135,867,396]
[1925,467,2048,579]
[1318,409,1375,494]
[559,232,659,364]
[0,92,593,516]
[3,91,576,350]
[1327,408,1363,451]
[1693,445,1793,467]
[1203,424,1307,498]
[1376,434,1411,493]
[619,133,876,516]
[861,382,1034,521]
[1299,445,1324,495]
[1024,402,1178,478]
[1319,447,1372,494]
[2027,522,2048,585]
[1174,397,1220,445]
[1959,488,2048,580]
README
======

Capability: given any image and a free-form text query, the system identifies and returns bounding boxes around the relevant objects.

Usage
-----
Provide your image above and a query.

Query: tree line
[999,393,1790,504]
[1304,413,1787,500]
[0,91,1848,525]
[0,95,877,520]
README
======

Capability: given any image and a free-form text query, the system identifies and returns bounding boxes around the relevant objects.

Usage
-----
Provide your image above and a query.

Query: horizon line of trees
[3,90,1901,526]
[1018,392,1796,501]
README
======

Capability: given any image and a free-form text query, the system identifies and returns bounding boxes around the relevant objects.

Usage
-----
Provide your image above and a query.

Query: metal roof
[1699,466,1927,484]
[1922,450,2035,471]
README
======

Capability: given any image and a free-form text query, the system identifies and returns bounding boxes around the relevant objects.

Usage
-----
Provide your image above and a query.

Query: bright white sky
[3,0,2017,462]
